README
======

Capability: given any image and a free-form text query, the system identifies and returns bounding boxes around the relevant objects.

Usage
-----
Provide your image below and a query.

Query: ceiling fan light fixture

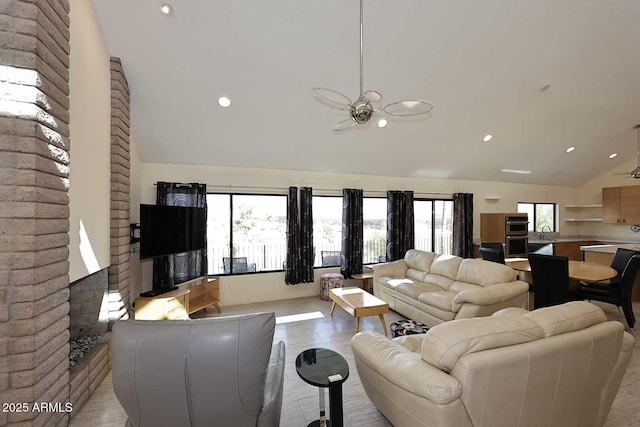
[377,119,388,128]
[314,0,433,132]
[384,100,433,116]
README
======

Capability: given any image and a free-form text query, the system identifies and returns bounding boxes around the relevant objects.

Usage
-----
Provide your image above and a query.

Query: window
[313,196,342,267]
[517,202,556,232]
[207,194,287,275]
[363,198,387,264]
[414,199,454,254]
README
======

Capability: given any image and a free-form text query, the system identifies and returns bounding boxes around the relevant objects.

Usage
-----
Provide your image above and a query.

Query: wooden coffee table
[329,287,389,336]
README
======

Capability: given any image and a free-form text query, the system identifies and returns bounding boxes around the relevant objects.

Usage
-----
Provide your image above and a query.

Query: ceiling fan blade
[631,166,640,179]
[333,118,356,132]
[364,90,382,103]
[313,87,352,110]
[384,99,434,116]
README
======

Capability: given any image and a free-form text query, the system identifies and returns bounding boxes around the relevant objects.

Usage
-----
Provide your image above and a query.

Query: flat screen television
[139,204,207,260]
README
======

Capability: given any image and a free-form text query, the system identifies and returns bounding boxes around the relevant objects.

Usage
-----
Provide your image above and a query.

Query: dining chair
[528,253,570,309]
[576,254,640,333]
[479,247,505,264]
[321,250,342,267]
[223,257,257,274]
[527,242,554,255]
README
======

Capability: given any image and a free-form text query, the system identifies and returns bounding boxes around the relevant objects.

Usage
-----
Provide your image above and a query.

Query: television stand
[134,276,220,320]
[140,286,179,298]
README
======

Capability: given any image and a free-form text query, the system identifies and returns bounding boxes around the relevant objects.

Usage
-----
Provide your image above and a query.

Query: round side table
[295,348,349,427]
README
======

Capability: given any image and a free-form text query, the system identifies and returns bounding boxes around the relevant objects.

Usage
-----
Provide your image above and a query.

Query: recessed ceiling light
[501,169,532,175]
[483,134,493,142]
[218,96,231,108]
[160,4,173,15]
[609,153,618,159]
[377,119,387,128]
[541,84,551,92]
[566,146,575,153]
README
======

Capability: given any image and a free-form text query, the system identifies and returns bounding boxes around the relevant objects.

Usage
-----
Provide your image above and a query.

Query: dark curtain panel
[285,186,315,285]
[386,190,415,261]
[453,192,474,258]
[341,188,363,278]
[285,187,302,284]
[299,187,314,283]
[153,182,207,288]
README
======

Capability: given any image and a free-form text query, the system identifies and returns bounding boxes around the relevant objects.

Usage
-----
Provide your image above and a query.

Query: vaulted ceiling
[91,0,640,186]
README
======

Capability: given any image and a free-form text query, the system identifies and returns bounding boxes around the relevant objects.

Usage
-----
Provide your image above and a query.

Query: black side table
[295,348,349,427]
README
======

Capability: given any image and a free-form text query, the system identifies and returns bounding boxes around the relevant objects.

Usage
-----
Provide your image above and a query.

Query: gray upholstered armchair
[111,312,285,427]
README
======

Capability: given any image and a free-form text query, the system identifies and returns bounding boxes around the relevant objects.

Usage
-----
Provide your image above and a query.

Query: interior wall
[68,0,111,282]
[577,157,640,240]
[129,137,143,304]
[133,162,578,306]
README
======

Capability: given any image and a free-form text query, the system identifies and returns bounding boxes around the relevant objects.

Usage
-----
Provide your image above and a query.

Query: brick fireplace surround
[1,2,131,425]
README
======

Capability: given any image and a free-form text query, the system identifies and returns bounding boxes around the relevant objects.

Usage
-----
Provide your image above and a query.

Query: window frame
[517,202,557,232]
[414,197,454,254]
[207,192,288,276]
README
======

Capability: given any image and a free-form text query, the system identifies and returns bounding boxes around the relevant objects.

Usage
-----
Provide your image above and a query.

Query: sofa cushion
[456,258,516,287]
[429,254,463,281]
[404,249,436,272]
[424,273,455,290]
[396,282,442,299]
[524,301,607,337]
[417,290,458,312]
[406,268,427,282]
[420,315,544,372]
[378,277,415,290]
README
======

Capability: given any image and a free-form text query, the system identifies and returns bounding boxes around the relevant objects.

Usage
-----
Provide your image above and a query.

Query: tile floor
[69,296,640,427]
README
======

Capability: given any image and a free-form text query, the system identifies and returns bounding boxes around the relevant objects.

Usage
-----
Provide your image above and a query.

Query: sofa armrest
[371,260,408,278]
[258,341,285,427]
[453,281,529,306]
[351,331,462,405]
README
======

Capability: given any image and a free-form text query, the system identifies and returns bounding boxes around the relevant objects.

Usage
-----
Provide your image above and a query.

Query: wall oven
[505,215,528,257]
[505,217,529,236]
[506,235,528,257]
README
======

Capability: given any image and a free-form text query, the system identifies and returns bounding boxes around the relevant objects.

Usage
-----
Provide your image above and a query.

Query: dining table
[505,258,617,282]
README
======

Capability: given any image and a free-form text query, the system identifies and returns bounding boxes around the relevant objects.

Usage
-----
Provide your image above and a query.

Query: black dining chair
[528,253,570,309]
[479,247,505,264]
[321,250,342,267]
[576,254,640,333]
[527,242,554,255]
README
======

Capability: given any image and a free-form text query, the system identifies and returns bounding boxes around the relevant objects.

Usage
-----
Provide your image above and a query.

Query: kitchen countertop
[580,243,640,253]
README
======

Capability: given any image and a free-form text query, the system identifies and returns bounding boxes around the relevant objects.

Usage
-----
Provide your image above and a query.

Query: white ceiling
[91,0,640,186]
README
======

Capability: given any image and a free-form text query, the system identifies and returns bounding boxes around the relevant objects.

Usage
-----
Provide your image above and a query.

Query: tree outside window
[517,202,556,232]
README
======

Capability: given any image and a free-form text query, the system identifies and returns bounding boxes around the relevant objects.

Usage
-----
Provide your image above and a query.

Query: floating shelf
[564,218,603,222]
[484,196,501,200]
[564,204,602,208]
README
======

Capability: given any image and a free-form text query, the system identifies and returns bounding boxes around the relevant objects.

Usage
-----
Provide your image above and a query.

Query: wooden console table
[134,276,221,320]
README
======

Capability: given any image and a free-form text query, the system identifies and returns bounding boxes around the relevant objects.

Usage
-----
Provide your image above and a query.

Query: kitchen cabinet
[602,185,640,224]
[553,241,597,261]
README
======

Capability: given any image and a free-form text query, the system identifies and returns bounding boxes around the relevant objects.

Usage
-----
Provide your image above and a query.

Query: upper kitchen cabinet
[602,185,640,224]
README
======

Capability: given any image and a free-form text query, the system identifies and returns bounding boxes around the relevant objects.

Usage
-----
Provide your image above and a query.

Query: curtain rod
[153,183,452,197]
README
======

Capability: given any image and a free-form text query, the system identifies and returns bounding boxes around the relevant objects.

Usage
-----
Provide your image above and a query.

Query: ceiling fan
[630,124,640,178]
[611,124,640,178]
[313,0,433,132]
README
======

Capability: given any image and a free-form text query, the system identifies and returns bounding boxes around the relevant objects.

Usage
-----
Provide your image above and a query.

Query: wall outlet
[222,282,228,290]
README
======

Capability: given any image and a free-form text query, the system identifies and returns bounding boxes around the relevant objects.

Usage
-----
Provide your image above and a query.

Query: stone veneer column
[108,58,130,324]
[0,1,72,426]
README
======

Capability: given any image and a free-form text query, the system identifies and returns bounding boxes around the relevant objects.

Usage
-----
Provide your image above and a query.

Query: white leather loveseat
[351,302,634,427]
[371,249,528,327]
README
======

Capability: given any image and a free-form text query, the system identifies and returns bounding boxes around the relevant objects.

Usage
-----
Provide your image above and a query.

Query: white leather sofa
[351,302,634,427]
[371,249,528,327]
